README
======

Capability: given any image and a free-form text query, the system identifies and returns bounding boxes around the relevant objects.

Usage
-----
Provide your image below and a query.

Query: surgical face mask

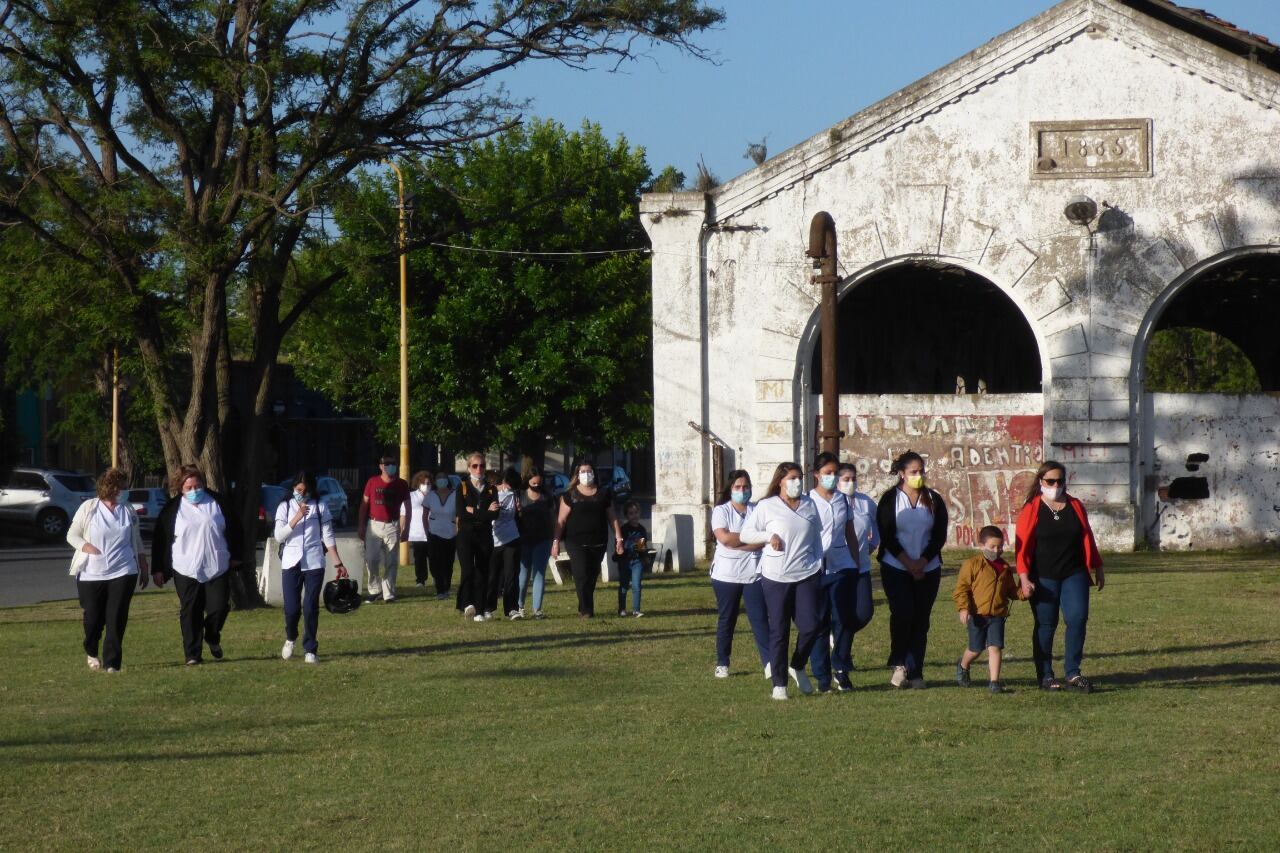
[435,477,449,489]
[731,488,751,505]
[578,471,595,486]
[498,487,511,497]
[905,474,925,490]
[295,491,308,503]
[1041,484,1064,502]
[784,479,802,499]
[820,473,836,490]
[419,484,430,494]
[982,547,1003,562]
[837,480,856,496]
[184,488,205,504]
[382,464,397,477]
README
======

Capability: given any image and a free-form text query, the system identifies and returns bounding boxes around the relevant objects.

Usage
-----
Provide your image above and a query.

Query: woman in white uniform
[709,469,769,679]
[739,462,825,700]
[67,468,149,672]
[837,462,879,668]
[151,464,244,665]
[404,470,433,588]
[274,470,345,663]
[425,471,459,600]
[807,452,860,693]
[876,450,949,689]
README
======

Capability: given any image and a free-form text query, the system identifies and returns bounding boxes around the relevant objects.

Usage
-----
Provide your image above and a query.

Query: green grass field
[2,550,1278,850]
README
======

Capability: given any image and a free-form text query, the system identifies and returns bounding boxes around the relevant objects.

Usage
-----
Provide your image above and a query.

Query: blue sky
[497,0,1279,186]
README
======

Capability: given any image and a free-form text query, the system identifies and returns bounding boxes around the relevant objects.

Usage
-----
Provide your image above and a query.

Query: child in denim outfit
[617,500,649,617]
[953,525,1022,693]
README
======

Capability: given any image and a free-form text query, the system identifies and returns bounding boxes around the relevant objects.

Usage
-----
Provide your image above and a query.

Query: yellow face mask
[906,474,925,490]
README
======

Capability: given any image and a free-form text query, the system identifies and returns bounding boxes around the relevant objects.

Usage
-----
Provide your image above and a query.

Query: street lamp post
[385,161,410,564]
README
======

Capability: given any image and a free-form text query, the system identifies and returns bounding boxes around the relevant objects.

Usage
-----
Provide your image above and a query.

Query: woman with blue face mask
[807,452,861,693]
[709,470,770,680]
[149,464,244,665]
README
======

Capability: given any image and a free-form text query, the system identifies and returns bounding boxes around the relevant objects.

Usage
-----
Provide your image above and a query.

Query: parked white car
[0,468,96,541]
[126,487,170,535]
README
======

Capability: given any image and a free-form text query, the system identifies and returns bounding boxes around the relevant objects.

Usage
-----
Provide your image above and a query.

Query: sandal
[1066,675,1093,694]
[1039,676,1063,691]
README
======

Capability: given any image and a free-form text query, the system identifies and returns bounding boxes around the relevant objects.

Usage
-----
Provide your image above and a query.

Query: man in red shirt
[357,455,410,602]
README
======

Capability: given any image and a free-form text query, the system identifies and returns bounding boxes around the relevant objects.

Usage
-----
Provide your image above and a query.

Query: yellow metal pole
[385,161,410,565]
[111,345,120,469]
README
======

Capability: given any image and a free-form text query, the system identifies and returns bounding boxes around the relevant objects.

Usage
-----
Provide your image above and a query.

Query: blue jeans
[282,567,324,654]
[618,558,643,613]
[518,538,553,612]
[761,573,824,688]
[880,565,941,680]
[810,571,874,687]
[711,578,771,669]
[1031,571,1090,680]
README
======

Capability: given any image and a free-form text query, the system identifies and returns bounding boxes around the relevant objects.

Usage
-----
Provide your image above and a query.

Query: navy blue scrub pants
[810,570,874,687]
[711,578,771,669]
[761,572,823,688]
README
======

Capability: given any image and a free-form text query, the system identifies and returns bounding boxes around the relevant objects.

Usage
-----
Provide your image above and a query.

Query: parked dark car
[276,475,350,527]
[257,484,287,541]
[596,466,632,502]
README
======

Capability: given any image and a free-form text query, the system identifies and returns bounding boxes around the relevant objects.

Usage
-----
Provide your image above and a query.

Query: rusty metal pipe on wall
[807,212,840,455]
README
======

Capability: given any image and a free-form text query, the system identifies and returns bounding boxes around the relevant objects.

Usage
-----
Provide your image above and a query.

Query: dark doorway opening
[1144,254,1280,392]
[811,263,1041,394]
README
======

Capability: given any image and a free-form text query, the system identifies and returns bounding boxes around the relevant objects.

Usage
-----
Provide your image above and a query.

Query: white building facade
[643,0,1280,567]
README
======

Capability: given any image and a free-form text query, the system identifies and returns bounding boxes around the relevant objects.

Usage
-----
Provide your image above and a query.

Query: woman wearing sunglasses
[1013,461,1104,693]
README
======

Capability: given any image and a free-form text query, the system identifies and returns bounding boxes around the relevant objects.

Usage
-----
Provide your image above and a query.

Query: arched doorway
[1136,250,1280,549]
[803,260,1045,546]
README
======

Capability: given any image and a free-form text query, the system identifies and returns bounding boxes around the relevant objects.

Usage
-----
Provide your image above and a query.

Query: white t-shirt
[81,502,139,581]
[274,498,336,571]
[491,490,520,546]
[810,489,856,576]
[709,502,761,584]
[172,497,231,582]
[401,489,429,542]
[425,490,457,539]
[847,491,880,574]
[881,488,942,573]
[738,494,824,583]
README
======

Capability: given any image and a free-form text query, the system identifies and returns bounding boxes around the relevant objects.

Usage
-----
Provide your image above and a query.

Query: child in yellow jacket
[953,526,1023,693]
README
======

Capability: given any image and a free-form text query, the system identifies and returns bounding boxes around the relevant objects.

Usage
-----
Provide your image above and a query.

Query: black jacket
[875,486,949,566]
[456,480,497,534]
[150,489,245,581]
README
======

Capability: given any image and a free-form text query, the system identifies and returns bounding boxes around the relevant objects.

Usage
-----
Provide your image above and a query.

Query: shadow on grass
[1100,660,1280,689]
[323,626,714,661]
[17,747,303,764]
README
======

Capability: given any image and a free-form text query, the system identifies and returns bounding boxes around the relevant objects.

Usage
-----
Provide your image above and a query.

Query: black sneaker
[1040,676,1064,691]
[955,660,971,687]
[816,682,832,694]
[1066,675,1093,694]
[834,672,854,692]
[365,595,382,604]
[988,681,1004,694]
[208,642,223,660]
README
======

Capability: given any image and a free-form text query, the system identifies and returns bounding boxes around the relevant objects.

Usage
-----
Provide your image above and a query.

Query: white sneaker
[789,666,814,695]
[619,609,628,617]
[87,655,102,671]
[473,614,487,622]
[633,611,644,618]
[483,611,495,620]
[105,667,119,673]
[890,665,908,688]
[771,686,789,701]
[463,604,476,618]
[281,640,294,660]
[508,609,523,620]
[907,677,927,690]
[715,665,730,678]
[304,653,318,664]
[533,609,546,619]
[764,662,772,680]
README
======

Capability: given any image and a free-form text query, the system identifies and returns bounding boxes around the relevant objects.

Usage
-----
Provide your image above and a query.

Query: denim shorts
[967,615,1006,652]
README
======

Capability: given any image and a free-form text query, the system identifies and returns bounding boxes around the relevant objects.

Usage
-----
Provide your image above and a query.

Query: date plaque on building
[1031,119,1152,179]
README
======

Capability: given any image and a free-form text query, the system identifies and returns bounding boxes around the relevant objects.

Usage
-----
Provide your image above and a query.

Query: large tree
[0,0,721,605]
[292,118,654,467]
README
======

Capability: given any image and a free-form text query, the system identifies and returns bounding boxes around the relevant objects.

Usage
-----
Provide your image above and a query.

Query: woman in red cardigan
[1014,461,1104,693]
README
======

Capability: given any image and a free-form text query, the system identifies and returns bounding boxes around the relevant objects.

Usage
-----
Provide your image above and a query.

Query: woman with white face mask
[425,471,458,600]
[1014,461,1104,693]
[403,470,432,589]
[552,460,623,618]
[709,470,769,679]
[487,467,524,619]
[738,462,825,700]
[876,450,949,689]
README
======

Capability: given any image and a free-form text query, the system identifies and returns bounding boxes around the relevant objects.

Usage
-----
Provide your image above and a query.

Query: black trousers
[172,572,231,663]
[78,574,136,669]
[565,541,605,617]
[880,565,941,679]
[427,534,456,596]
[486,540,522,616]
[412,541,430,585]
[455,527,492,613]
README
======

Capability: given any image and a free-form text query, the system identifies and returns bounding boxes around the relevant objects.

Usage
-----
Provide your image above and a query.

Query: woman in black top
[455,452,498,621]
[552,460,623,617]
[517,468,556,618]
[1013,461,1105,692]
